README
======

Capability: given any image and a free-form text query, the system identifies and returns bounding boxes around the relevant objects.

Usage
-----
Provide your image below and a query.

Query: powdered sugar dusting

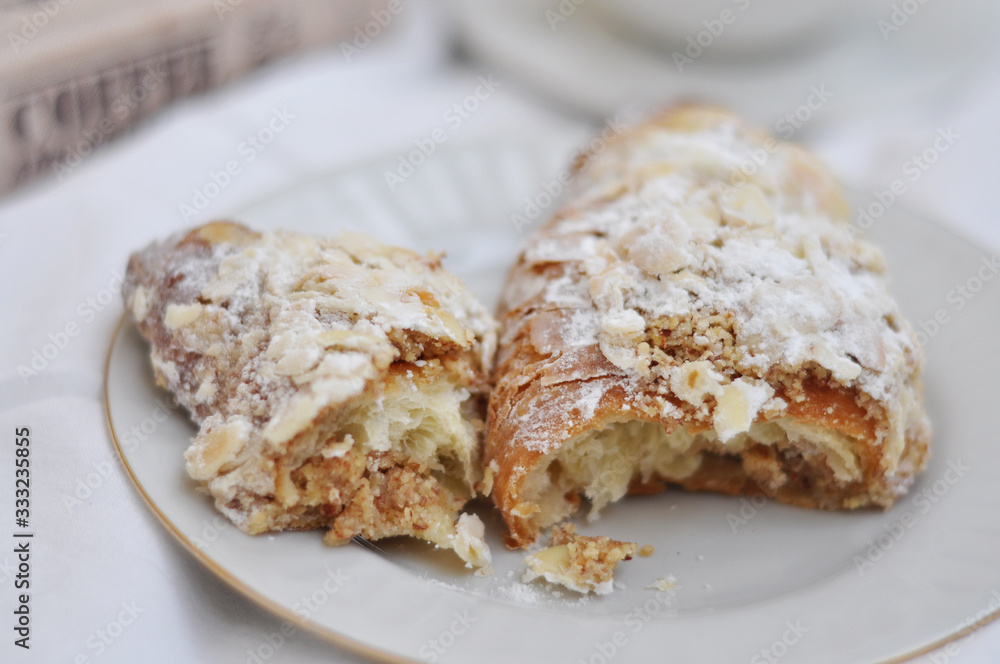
[501,107,925,455]
[575,381,605,420]
[124,222,498,534]
[563,309,599,347]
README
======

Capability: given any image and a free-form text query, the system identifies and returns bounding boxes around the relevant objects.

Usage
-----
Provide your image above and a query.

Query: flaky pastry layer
[124,222,497,567]
[487,107,931,547]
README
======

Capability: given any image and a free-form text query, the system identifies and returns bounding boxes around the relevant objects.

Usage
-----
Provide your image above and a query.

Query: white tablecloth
[1,2,997,661]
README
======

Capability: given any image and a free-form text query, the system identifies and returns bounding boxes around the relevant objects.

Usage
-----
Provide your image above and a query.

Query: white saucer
[448,0,999,131]
[106,140,1000,663]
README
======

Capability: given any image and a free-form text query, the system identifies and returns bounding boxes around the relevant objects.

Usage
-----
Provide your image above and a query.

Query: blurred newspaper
[0,0,386,195]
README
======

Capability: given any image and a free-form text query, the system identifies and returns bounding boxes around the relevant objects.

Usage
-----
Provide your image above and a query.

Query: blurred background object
[4,0,998,197]
[590,0,862,59]
[448,0,999,133]
[0,0,385,195]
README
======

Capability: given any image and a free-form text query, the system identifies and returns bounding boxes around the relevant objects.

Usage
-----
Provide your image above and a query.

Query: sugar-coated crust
[124,222,497,564]
[487,107,931,547]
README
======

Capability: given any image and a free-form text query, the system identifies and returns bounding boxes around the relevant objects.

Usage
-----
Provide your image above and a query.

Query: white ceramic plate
[106,142,1000,663]
[448,0,999,130]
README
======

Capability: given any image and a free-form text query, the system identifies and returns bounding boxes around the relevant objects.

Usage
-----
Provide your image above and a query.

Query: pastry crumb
[648,575,677,591]
[639,544,655,557]
[451,513,493,574]
[522,524,637,595]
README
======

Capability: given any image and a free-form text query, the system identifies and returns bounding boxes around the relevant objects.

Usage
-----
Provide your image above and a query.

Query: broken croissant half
[487,106,931,547]
[124,221,496,569]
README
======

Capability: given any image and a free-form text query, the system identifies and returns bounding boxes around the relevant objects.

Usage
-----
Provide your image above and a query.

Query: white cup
[590,0,863,59]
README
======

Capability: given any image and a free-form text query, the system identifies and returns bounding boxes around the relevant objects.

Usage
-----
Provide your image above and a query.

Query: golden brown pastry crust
[487,107,930,547]
[124,222,497,566]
